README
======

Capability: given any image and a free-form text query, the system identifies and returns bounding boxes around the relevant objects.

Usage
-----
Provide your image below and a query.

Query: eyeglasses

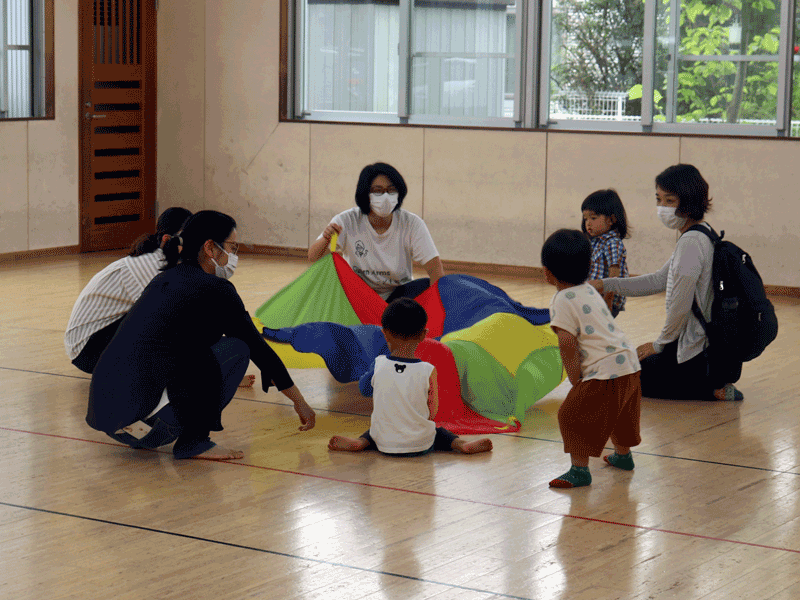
[217,241,239,255]
[370,187,398,195]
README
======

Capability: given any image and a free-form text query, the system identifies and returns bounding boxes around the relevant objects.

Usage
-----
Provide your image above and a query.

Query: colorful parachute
[254,239,565,434]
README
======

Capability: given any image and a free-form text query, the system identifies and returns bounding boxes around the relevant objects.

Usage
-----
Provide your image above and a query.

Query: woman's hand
[280,385,317,431]
[637,342,658,361]
[322,222,342,242]
[308,222,342,262]
[293,399,316,431]
[587,279,604,294]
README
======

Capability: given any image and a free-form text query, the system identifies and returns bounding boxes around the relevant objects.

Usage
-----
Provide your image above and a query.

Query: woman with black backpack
[590,164,743,401]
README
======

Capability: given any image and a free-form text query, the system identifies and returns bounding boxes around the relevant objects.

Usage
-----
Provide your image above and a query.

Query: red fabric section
[415,338,520,435]
[414,282,446,338]
[334,254,445,337]
[332,256,518,434]
[333,253,386,325]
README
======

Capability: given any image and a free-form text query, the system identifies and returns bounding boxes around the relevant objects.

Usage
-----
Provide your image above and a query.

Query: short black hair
[354,163,408,214]
[580,189,630,239]
[381,298,427,339]
[541,229,592,286]
[655,164,712,220]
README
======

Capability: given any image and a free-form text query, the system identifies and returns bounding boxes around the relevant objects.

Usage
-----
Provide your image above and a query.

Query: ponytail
[162,235,183,269]
[161,210,236,271]
[129,206,193,257]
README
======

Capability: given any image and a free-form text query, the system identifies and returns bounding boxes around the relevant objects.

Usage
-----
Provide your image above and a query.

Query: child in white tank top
[328,299,493,456]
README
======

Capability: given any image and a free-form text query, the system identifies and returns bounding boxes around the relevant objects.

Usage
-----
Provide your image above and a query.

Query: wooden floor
[2,252,800,600]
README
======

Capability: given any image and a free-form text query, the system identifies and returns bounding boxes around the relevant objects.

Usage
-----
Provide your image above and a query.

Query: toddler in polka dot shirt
[541,229,642,489]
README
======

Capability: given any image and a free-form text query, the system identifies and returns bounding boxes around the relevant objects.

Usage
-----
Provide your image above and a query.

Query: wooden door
[78,0,156,252]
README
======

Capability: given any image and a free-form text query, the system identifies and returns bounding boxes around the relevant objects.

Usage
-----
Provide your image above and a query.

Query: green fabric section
[445,340,565,424]
[514,345,566,418]
[254,255,361,329]
[445,340,516,423]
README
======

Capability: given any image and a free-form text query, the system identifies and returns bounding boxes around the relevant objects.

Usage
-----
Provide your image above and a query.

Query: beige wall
[2,0,797,289]
[155,0,799,288]
[0,0,79,254]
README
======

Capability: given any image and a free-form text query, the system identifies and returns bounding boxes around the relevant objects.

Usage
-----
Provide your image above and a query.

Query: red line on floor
[3,425,798,556]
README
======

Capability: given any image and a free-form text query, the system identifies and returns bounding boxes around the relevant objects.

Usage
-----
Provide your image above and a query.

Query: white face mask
[657,206,687,230]
[369,193,399,218]
[212,243,238,279]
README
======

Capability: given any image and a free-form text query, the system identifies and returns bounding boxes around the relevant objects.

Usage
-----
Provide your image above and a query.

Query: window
[0,0,53,120]
[294,0,520,126]
[793,0,800,134]
[287,0,799,136]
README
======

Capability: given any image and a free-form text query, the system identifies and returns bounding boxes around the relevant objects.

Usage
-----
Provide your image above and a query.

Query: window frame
[282,0,800,138]
[0,0,54,122]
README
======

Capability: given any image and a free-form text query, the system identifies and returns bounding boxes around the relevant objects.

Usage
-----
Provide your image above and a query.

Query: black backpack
[688,224,778,385]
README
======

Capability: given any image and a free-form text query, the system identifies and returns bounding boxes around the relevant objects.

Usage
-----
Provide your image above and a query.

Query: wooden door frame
[78,0,157,252]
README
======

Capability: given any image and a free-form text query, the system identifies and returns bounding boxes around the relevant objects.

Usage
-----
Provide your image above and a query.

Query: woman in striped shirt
[65,207,192,373]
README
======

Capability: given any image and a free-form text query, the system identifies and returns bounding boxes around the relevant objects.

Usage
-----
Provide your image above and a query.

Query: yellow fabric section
[266,340,327,368]
[441,313,558,376]
[252,317,327,368]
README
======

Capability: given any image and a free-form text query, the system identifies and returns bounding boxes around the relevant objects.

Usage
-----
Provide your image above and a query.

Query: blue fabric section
[263,323,388,383]
[261,275,551,387]
[359,362,376,397]
[437,275,551,334]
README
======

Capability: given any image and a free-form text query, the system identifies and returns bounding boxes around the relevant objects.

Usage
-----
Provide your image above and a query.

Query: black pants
[386,278,431,302]
[71,317,125,374]
[359,427,458,456]
[640,340,724,400]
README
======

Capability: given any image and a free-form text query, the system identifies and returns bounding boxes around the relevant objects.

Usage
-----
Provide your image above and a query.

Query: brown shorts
[558,372,642,457]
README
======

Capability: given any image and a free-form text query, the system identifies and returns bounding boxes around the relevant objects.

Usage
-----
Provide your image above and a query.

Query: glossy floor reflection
[1,252,799,600]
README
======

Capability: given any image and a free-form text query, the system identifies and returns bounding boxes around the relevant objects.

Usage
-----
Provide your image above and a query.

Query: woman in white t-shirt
[308,162,444,300]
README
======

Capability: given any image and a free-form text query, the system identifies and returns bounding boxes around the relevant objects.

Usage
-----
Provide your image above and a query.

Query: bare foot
[452,438,493,454]
[328,435,369,452]
[238,374,256,388]
[191,446,245,461]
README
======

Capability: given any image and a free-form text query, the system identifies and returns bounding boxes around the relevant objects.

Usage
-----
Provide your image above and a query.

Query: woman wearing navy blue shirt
[87,210,315,460]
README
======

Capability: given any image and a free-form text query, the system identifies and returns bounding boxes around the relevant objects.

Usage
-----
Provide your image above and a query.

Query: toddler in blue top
[581,189,630,318]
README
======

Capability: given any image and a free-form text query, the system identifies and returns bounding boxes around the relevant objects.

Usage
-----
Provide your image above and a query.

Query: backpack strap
[684,223,722,243]
[683,223,718,334]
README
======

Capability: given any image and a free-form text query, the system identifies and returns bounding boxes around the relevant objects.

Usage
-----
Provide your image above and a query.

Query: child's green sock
[604,452,635,471]
[549,465,591,488]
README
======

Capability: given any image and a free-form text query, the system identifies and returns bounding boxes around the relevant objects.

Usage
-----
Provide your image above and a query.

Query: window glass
[293,0,798,135]
[303,0,399,113]
[409,0,516,119]
[1,0,50,119]
[548,0,645,122]
[655,0,782,126]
